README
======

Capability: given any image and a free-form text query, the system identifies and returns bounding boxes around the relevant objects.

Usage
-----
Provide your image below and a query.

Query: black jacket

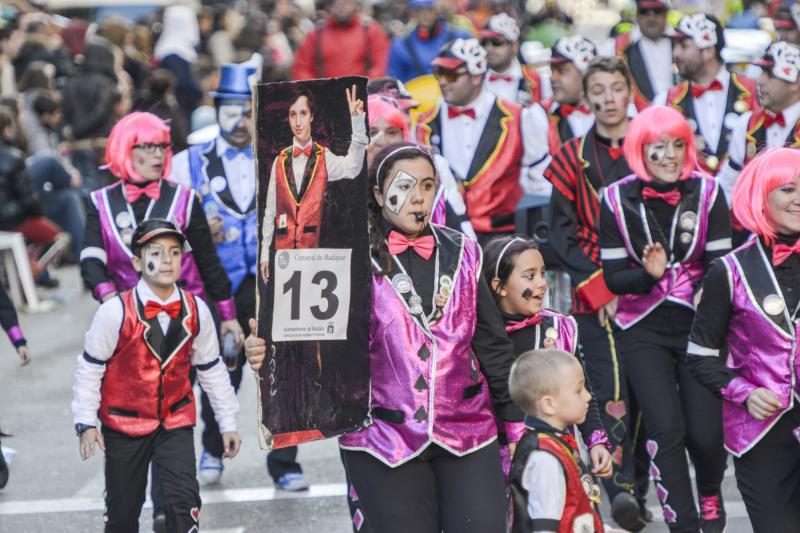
[62,42,120,140]
[0,142,42,230]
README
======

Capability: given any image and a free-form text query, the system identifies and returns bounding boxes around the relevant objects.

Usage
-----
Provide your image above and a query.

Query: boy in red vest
[72,218,240,532]
[509,349,609,533]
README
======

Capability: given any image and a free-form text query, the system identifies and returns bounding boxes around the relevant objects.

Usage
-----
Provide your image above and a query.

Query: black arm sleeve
[0,283,23,346]
[599,199,658,295]
[577,357,605,444]
[686,259,736,397]
[472,277,524,422]
[703,190,733,269]
[549,185,600,287]
[80,200,113,297]
[184,197,233,303]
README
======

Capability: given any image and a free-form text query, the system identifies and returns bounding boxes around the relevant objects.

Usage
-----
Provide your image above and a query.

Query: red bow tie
[125,180,161,203]
[643,187,681,206]
[293,145,313,158]
[558,432,579,453]
[505,314,542,333]
[763,110,786,129]
[144,300,182,320]
[489,73,513,82]
[607,146,624,160]
[387,231,435,260]
[772,239,800,266]
[447,106,476,120]
[559,103,590,118]
[690,80,723,98]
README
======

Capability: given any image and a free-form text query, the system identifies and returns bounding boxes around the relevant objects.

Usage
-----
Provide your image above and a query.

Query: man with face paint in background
[545,56,652,531]
[653,13,758,175]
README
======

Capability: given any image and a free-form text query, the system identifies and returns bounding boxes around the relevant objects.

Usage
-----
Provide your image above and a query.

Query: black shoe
[152,512,166,533]
[0,447,8,489]
[700,493,727,533]
[638,497,654,522]
[612,492,647,532]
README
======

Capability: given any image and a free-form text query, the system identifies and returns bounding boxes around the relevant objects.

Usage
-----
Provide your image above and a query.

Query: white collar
[216,135,232,158]
[713,66,730,88]
[441,89,495,120]
[778,98,800,128]
[292,138,314,150]
[135,278,180,305]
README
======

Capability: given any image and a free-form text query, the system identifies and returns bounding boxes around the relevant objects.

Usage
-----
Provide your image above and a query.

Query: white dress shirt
[484,58,525,104]
[259,113,368,262]
[521,450,568,529]
[72,279,239,433]
[636,30,674,96]
[718,98,800,202]
[169,136,256,213]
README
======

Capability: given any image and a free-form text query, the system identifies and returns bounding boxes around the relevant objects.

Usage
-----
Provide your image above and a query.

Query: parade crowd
[0,0,800,532]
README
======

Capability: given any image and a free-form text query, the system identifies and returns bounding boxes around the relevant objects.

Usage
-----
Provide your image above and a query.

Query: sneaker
[198,449,224,485]
[700,493,727,533]
[275,472,309,492]
[152,512,166,533]
[611,492,647,532]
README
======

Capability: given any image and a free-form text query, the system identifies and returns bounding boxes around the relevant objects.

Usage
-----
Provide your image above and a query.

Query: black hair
[287,87,315,118]
[582,55,631,95]
[368,141,436,276]
[482,234,540,301]
[706,14,726,62]
[31,89,60,117]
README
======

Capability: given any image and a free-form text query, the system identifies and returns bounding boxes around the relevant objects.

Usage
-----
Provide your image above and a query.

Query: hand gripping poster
[255,77,371,448]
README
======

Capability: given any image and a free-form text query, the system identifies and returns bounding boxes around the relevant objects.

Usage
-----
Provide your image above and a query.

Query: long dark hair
[482,235,539,302]
[368,141,436,276]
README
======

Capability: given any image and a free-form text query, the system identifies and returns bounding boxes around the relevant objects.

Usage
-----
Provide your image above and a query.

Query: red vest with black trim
[521,65,543,105]
[666,74,758,174]
[743,108,800,165]
[99,288,199,437]
[414,97,523,234]
[274,144,329,249]
[615,32,658,111]
[510,428,604,533]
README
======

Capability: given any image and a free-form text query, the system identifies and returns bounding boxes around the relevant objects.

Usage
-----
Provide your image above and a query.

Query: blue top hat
[210,64,258,100]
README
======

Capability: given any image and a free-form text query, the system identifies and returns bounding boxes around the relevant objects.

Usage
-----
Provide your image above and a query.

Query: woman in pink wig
[598,106,731,533]
[687,147,800,532]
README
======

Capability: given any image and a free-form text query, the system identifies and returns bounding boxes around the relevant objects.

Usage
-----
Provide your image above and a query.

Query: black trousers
[341,442,507,533]
[103,426,199,533]
[575,313,645,502]
[619,313,726,533]
[734,405,800,532]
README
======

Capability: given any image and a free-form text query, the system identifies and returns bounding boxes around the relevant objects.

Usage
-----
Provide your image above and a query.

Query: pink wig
[367,95,411,141]
[104,112,172,182]
[733,147,800,244]
[623,105,698,182]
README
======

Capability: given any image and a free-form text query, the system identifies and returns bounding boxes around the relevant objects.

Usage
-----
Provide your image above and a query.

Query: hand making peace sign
[346,84,364,116]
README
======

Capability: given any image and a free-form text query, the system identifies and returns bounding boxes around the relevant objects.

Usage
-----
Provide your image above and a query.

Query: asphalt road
[0,267,754,532]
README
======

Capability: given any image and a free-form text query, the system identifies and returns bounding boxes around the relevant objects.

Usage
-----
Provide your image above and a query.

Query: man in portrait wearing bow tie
[653,13,758,175]
[413,38,550,241]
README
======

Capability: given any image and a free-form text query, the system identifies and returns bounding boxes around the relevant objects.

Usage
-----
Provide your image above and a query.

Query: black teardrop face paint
[522,288,533,300]
[147,261,156,274]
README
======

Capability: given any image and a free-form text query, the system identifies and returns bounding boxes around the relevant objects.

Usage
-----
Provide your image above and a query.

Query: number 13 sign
[271,248,352,341]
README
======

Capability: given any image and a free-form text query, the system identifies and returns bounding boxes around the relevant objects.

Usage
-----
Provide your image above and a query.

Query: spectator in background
[208,7,243,67]
[17,61,56,155]
[12,16,71,80]
[96,17,151,96]
[62,38,120,198]
[772,5,800,46]
[134,69,189,152]
[388,0,470,82]
[0,7,21,98]
[291,0,389,80]
[154,5,203,124]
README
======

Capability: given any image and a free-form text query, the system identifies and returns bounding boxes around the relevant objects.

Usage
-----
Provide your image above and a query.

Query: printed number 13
[282,270,339,320]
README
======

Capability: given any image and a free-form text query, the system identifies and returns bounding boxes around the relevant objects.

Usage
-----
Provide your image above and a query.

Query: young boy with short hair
[509,349,605,533]
[71,218,240,532]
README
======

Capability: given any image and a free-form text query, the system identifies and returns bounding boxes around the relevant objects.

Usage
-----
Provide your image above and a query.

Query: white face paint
[218,104,245,135]
[383,170,418,215]
[643,136,686,184]
[138,238,183,287]
[646,141,668,165]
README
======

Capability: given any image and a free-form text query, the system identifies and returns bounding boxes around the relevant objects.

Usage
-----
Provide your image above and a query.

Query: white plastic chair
[0,231,46,311]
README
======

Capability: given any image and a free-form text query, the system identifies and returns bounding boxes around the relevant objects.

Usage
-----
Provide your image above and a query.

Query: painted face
[584,71,630,128]
[550,61,584,105]
[218,100,253,147]
[644,135,686,184]
[288,95,313,146]
[548,359,592,427]
[368,116,406,167]
[767,177,800,235]
[131,143,167,182]
[374,157,437,236]
[133,236,183,289]
[494,248,548,317]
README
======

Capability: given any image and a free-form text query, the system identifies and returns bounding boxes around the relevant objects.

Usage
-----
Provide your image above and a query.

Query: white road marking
[0,482,348,515]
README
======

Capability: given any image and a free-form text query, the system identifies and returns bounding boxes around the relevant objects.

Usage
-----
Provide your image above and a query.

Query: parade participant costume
[538,36,597,156]
[599,107,731,533]
[510,417,604,533]
[338,144,519,533]
[614,0,674,111]
[80,112,237,321]
[480,13,546,106]
[71,219,239,533]
[687,148,800,533]
[654,14,758,175]
[414,38,550,237]
[718,42,800,202]
[0,282,28,490]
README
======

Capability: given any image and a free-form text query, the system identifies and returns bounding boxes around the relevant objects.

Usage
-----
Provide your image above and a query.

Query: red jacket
[291,16,389,80]
[274,144,328,249]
